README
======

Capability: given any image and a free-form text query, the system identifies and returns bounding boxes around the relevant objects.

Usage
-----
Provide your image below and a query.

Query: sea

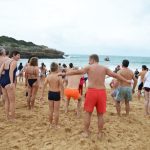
[19,54,150,87]
[19,54,150,72]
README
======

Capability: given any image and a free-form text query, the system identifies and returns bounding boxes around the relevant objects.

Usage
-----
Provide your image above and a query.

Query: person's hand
[127,80,132,84]
[58,72,66,77]
[9,83,15,89]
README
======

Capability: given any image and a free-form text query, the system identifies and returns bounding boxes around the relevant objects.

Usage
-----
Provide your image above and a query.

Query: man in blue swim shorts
[115,60,137,116]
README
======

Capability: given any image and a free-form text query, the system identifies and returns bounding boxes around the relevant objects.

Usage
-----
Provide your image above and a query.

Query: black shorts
[144,87,150,92]
[48,91,60,101]
[84,77,88,82]
[138,82,143,91]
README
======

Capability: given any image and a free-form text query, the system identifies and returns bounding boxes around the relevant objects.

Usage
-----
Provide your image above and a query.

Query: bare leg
[83,111,92,137]
[5,85,16,120]
[144,91,149,115]
[138,90,141,100]
[54,101,60,127]
[65,99,70,113]
[148,92,150,115]
[77,98,82,117]
[116,101,121,116]
[30,85,39,111]
[125,100,130,116]
[49,101,54,126]
[97,113,104,139]
[2,88,10,120]
[27,87,32,110]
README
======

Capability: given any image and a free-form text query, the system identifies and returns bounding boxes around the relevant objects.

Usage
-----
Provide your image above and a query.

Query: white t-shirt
[144,71,150,88]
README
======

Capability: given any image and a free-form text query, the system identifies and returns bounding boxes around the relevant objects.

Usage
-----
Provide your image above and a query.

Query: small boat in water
[63,54,70,59]
[104,56,110,61]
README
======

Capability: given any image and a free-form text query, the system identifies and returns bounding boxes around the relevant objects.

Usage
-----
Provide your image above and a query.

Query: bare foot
[82,131,90,138]
[97,132,104,140]
[54,125,60,129]
[49,124,53,129]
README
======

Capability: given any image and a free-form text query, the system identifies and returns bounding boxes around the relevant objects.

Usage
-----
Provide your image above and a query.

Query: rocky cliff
[0,36,64,58]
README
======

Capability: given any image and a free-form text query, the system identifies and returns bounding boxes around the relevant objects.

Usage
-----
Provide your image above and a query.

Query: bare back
[139,70,147,82]
[67,75,81,89]
[118,68,134,87]
[87,64,107,89]
[46,73,62,92]
[26,66,39,79]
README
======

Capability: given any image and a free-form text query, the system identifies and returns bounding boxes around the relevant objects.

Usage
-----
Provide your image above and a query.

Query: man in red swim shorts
[61,54,130,139]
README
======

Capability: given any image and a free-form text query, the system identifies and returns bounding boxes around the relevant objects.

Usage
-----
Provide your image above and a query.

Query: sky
[0,0,150,56]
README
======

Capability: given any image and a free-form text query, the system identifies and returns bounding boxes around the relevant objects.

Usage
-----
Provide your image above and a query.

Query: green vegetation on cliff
[0,36,64,58]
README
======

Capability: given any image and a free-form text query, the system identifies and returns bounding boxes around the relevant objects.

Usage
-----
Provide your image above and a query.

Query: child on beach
[41,62,63,128]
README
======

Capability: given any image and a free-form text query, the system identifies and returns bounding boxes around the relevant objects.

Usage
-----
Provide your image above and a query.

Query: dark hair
[62,64,67,68]
[122,59,129,67]
[142,65,147,70]
[9,51,20,58]
[58,63,61,66]
[51,62,58,72]
[29,57,38,66]
[0,47,5,56]
[89,54,99,62]
[69,63,73,68]
[6,50,9,56]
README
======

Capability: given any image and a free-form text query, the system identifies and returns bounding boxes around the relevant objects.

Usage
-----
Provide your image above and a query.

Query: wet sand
[0,82,150,150]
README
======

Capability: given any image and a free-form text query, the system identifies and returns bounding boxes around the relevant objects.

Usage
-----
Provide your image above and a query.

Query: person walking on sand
[41,62,64,128]
[115,60,137,116]
[143,69,150,116]
[60,54,131,139]
[25,57,39,110]
[138,65,148,100]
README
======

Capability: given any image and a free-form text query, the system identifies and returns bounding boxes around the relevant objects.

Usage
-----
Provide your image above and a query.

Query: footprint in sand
[65,128,71,133]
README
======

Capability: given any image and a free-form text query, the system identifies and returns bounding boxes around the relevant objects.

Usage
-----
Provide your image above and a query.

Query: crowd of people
[0,47,150,139]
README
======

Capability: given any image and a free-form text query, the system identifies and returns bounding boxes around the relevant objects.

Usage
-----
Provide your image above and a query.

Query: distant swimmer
[41,62,63,128]
[138,65,148,100]
[115,60,137,116]
[59,54,131,139]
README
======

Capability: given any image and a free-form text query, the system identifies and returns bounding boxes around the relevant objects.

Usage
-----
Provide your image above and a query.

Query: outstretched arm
[66,66,89,76]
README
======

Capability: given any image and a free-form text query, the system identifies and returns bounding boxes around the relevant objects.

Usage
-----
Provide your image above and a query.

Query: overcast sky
[0,0,150,56]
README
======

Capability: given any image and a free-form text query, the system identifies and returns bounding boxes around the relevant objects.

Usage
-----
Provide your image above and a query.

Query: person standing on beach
[0,48,9,104]
[41,62,63,128]
[64,63,82,117]
[138,65,148,100]
[60,54,131,138]
[0,51,20,121]
[115,60,137,116]
[25,57,39,110]
[143,70,150,116]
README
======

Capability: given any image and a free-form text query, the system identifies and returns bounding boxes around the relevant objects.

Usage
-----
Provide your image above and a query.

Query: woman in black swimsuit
[25,57,39,110]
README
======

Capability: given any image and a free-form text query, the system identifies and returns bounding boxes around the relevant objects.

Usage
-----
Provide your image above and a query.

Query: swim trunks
[84,88,106,114]
[64,88,81,100]
[138,82,143,91]
[48,91,60,101]
[115,87,132,101]
[144,87,150,92]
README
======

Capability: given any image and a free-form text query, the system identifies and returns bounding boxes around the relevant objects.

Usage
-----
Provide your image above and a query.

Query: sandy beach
[0,82,150,150]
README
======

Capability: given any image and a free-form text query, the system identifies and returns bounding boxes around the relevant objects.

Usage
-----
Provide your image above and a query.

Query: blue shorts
[115,87,132,101]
